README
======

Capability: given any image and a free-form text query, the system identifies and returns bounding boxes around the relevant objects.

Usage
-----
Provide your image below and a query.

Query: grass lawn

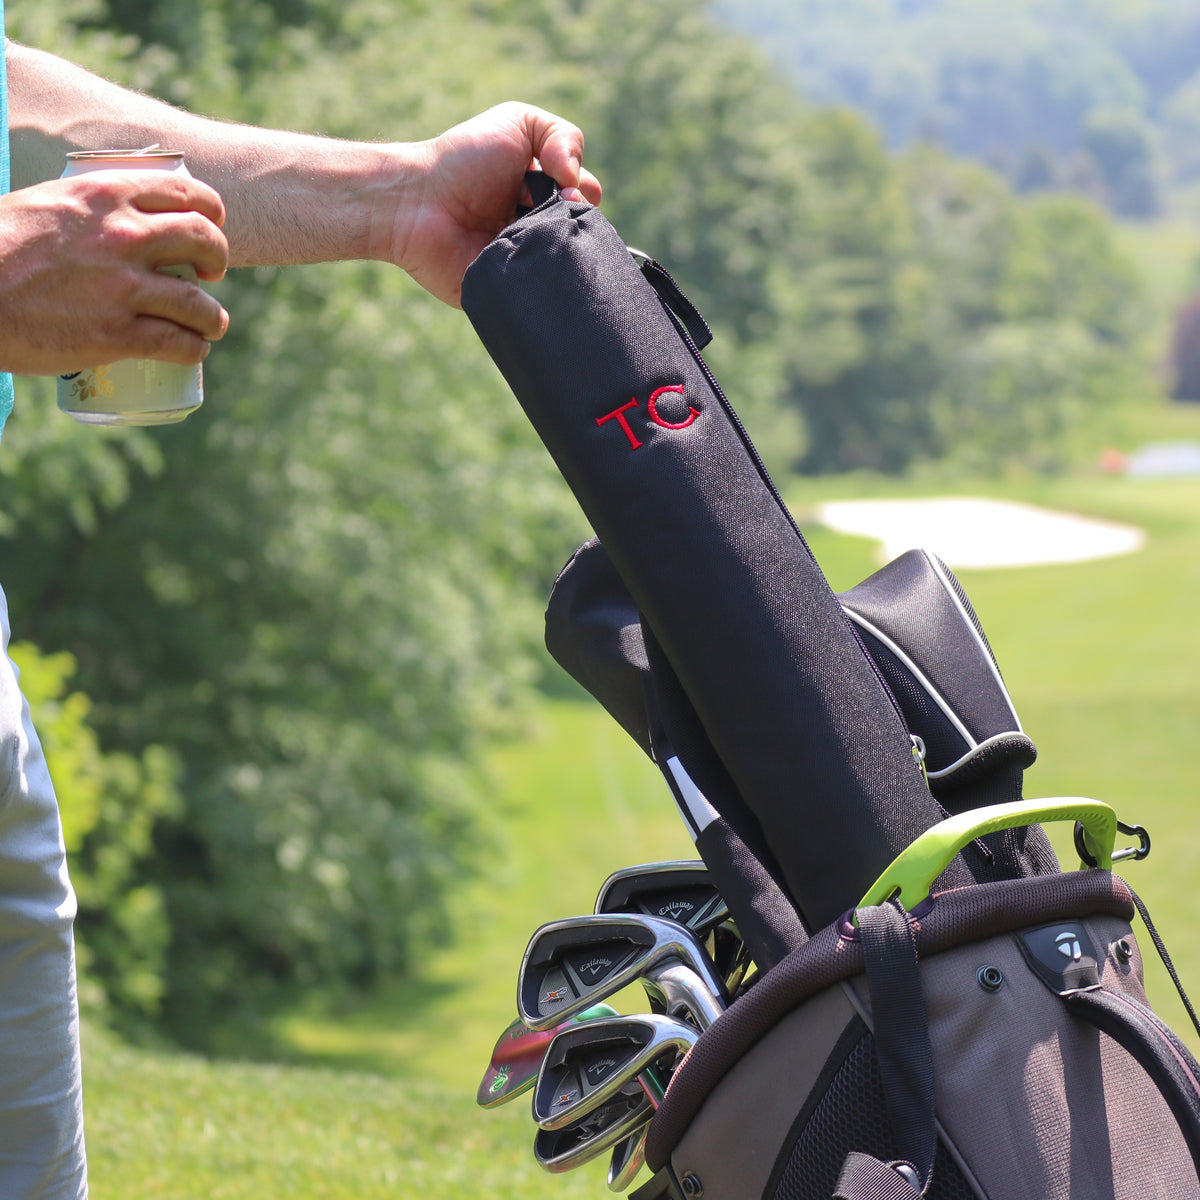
[84,699,695,1198]
[84,443,1200,1196]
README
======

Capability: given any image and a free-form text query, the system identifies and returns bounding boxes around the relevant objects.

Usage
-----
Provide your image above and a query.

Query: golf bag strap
[834,1153,925,1200]
[1063,985,1200,1177]
[845,901,936,1199]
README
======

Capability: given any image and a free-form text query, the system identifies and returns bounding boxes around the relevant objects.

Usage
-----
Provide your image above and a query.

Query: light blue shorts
[0,586,87,1198]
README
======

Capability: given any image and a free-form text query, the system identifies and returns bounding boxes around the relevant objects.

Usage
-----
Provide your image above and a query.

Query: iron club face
[596,860,750,994]
[533,1091,654,1174]
[595,860,730,935]
[518,913,728,1032]
[532,1013,698,1131]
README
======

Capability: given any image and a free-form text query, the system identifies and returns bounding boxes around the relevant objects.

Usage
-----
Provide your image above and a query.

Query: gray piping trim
[925,731,1028,781]
[842,608,977,751]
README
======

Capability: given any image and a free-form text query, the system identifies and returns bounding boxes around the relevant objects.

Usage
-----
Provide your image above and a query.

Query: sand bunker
[814,497,1145,569]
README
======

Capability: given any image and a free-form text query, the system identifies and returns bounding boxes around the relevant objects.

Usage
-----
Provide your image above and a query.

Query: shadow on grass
[159,969,472,1076]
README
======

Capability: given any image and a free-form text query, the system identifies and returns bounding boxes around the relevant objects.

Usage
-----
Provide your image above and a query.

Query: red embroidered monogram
[595,398,643,449]
[646,384,701,431]
[595,385,699,450]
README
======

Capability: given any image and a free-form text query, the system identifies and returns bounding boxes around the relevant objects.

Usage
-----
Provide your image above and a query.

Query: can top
[65,148,183,162]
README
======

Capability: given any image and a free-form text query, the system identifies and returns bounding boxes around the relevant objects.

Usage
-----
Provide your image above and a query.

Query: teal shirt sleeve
[0,0,14,438]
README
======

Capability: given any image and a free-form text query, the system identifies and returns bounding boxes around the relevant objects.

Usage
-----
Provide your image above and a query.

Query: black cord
[1129,887,1200,1043]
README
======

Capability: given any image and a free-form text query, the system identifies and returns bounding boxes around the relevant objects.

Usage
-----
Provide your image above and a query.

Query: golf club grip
[463,185,981,930]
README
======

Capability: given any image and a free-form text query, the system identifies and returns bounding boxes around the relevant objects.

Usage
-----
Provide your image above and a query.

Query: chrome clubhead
[476,1003,619,1108]
[597,861,750,993]
[533,1091,654,1173]
[533,1013,697,1131]
[595,860,729,934]
[518,913,728,1032]
[608,1125,649,1192]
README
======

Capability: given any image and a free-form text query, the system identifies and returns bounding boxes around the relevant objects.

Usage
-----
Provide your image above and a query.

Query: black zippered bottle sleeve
[462,185,995,929]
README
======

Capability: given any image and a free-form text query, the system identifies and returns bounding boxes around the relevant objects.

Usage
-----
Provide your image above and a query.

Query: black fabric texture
[463,186,989,931]
[546,535,1056,889]
[837,548,1056,874]
[766,1030,976,1200]
[942,761,1061,883]
[545,537,653,753]
[858,902,936,1187]
[644,625,810,967]
[852,627,968,773]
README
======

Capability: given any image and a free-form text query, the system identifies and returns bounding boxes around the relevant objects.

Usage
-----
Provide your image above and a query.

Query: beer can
[56,148,206,426]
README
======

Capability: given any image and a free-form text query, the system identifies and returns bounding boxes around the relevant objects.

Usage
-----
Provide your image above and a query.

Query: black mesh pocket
[768,1026,979,1200]
[855,628,967,775]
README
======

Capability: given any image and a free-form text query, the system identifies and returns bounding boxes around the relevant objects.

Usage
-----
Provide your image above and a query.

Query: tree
[1081,108,1162,218]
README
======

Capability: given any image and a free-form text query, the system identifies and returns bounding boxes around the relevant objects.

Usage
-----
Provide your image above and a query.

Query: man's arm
[5,41,601,305]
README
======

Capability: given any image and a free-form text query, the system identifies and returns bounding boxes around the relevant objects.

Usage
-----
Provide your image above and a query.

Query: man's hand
[0,170,230,376]
[381,102,603,307]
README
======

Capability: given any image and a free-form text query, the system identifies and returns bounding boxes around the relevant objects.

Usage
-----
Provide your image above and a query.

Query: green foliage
[1081,108,1162,217]
[8,641,181,1018]
[4,0,588,1036]
[712,0,1198,214]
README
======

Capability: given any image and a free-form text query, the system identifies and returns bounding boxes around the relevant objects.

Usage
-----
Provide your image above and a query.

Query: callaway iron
[517,913,727,1032]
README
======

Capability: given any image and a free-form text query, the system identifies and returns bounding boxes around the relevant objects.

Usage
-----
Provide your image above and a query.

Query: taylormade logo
[1056,931,1083,961]
[595,384,700,449]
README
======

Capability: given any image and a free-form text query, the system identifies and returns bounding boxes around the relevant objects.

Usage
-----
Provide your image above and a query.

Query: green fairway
[84,462,1200,1197]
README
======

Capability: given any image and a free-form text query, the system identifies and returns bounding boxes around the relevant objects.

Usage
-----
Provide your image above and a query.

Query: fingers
[132,270,230,345]
[559,167,603,206]
[519,106,603,205]
[126,171,227,228]
[126,314,217,366]
[134,210,230,281]
[67,170,230,279]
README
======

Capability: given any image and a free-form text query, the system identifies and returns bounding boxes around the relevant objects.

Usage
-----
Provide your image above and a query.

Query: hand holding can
[55,149,222,426]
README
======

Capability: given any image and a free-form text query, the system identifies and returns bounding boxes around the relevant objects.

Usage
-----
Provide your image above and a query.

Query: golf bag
[461,177,1200,1198]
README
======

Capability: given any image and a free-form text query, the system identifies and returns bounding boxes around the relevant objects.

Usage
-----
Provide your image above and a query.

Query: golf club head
[595,860,729,935]
[533,1013,698,1130]
[596,861,750,994]
[533,1091,654,1174]
[476,1003,619,1108]
[518,913,728,1032]
[608,1125,649,1192]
